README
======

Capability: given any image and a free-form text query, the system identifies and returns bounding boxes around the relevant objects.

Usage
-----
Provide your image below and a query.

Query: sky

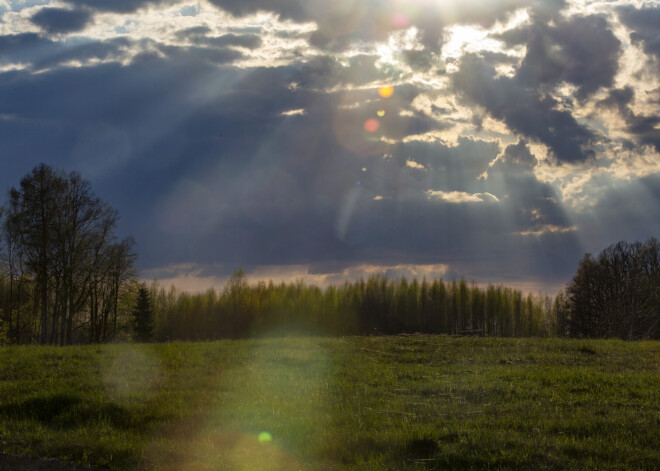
[0,0,659,294]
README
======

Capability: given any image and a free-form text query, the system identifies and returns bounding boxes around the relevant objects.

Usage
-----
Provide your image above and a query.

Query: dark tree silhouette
[1,164,137,344]
[132,284,153,342]
[566,238,660,339]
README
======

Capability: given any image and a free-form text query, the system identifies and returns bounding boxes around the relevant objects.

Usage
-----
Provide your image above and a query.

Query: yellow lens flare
[363,118,380,133]
[378,86,394,98]
[377,110,386,117]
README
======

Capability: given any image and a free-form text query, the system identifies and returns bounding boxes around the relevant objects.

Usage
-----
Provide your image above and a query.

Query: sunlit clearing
[378,86,394,98]
[364,118,380,132]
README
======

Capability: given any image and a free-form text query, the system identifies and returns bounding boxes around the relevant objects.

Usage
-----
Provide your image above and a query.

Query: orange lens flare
[364,118,380,132]
[378,86,394,98]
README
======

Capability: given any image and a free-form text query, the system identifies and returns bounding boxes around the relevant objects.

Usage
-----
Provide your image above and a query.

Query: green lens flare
[258,431,273,443]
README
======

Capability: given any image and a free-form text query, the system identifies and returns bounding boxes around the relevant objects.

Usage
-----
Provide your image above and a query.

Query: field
[0,336,658,470]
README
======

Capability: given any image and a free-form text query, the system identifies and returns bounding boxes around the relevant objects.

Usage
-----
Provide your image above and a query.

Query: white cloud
[517,225,578,236]
[281,108,306,116]
[405,159,425,169]
[426,190,500,203]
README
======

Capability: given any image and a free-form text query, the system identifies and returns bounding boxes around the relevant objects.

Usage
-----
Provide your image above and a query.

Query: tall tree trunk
[112,286,119,341]
[8,268,13,344]
[15,279,22,344]
[101,302,109,343]
[60,308,67,346]
[60,287,68,346]
[66,313,73,345]
[15,300,21,344]
[40,275,48,344]
[50,306,59,345]
[90,285,97,343]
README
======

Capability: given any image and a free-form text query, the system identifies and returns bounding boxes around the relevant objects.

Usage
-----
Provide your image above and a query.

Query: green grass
[0,336,658,470]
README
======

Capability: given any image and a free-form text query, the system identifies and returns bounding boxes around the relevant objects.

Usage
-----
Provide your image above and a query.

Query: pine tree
[132,284,153,342]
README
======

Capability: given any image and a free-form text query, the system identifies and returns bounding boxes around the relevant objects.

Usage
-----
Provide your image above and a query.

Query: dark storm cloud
[205,0,306,21]
[0,33,50,65]
[598,86,634,110]
[400,49,437,72]
[0,29,249,72]
[641,173,660,202]
[282,53,409,92]
[574,171,660,255]
[61,0,181,14]
[455,14,623,162]
[389,139,572,238]
[348,138,571,254]
[453,53,596,163]
[30,7,92,34]
[0,33,130,71]
[0,51,394,266]
[175,28,263,50]
[0,40,575,279]
[599,87,660,153]
[203,34,262,49]
[514,15,621,99]
[486,141,569,233]
[2,0,650,291]
[330,180,579,282]
[393,137,497,186]
[617,5,660,63]
[292,54,389,88]
[174,26,212,40]
[0,58,278,267]
[157,44,244,65]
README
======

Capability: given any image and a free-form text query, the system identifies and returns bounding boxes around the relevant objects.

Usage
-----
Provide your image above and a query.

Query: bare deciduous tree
[2,164,137,344]
[567,238,660,339]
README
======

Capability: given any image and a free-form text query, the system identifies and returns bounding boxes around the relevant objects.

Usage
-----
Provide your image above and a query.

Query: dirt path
[0,453,106,471]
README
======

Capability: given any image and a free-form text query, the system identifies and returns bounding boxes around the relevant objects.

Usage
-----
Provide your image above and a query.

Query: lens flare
[377,110,386,117]
[258,431,273,443]
[378,86,394,98]
[391,12,410,29]
[364,118,380,132]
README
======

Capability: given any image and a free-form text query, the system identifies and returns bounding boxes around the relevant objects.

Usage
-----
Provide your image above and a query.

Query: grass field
[0,336,658,470]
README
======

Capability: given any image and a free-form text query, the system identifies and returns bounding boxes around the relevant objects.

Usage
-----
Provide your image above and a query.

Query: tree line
[124,248,660,342]
[146,269,559,341]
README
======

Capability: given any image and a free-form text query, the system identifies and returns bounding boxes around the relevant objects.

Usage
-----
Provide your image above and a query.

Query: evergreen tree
[132,284,153,342]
